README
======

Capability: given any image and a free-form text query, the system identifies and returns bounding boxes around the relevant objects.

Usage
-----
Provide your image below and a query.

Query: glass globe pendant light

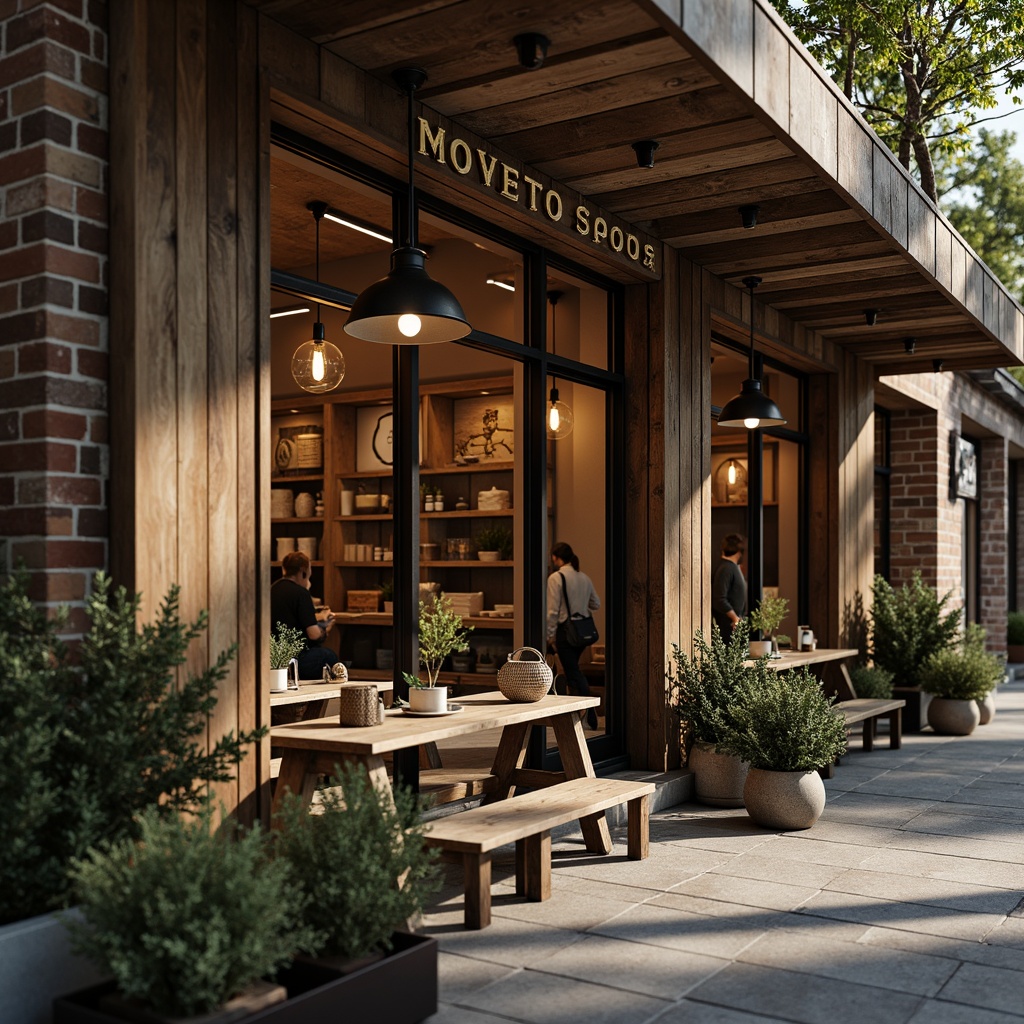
[344,67,471,345]
[546,291,573,439]
[717,276,786,429]
[291,201,345,393]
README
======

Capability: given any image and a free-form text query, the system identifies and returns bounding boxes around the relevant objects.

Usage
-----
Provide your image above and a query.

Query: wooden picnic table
[269,678,393,709]
[744,648,860,671]
[270,690,612,853]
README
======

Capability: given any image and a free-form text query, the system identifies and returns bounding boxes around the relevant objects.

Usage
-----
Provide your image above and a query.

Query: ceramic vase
[689,740,748,807]
[927,696,980,735]
[408,686,448,713]
[743,767,826,830]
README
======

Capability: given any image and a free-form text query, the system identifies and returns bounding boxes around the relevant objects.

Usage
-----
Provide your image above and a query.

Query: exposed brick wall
[0,0,109,631]
[1016,460,1024,614]
[978,436,1008,652]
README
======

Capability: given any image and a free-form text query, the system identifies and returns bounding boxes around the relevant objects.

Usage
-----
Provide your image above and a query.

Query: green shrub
[668,619,754,747]
[870,572,960,688]
[748,594,789,638]
[719,665,848,772]
[921,624,1004,700]
[0,571,265,925]
[66,806,316,1018]
[850,664,895,699]
[274,763,442,960]
[270,621,306,668]
[1008,611,1024,647]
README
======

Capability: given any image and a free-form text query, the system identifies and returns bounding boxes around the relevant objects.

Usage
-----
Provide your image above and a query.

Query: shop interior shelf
[271,473,323,482]
[331,613,514,630]
[271,516,324,524]
[271,560,325,567]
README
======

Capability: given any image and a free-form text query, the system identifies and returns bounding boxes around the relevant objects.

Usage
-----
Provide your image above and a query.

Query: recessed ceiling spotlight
[514,32,550,70]
[904,337,916,355]
[739,204,760,230]
[864,308,879,326]
[933,359,944,372]
[631,140,660,168]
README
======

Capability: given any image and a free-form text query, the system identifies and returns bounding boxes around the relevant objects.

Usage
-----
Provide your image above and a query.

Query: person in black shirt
[270,551,340,679]
[711,533,747,645]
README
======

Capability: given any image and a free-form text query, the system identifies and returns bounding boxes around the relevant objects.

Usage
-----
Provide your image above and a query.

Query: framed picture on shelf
[453,395,514,461]
[272,417,323,475]
[356,405,393,472]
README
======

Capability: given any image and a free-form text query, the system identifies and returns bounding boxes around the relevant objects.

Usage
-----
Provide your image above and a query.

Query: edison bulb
[292,337,345,394]
[398,313,422,337]
[546,386,574,440]
[311,346,325,382]
[548,404,560,432]
[744,417,760,429]
[727,461,737,485]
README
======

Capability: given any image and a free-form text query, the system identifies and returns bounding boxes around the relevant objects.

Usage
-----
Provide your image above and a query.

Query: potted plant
[748,593,789,658]
[870,571,960,730]
[271,763,441,1021]
[718,665,848,830]
[849,664,895,699]
[667,620,755,807]
[1008,610,1024,665]
[402,594,473,712]
[55,806,318,1024]
[920,624,1003,735]
[270,621,305,691]
[474,524,512,562]
[377,579,395,615]
[1,571,266,1024]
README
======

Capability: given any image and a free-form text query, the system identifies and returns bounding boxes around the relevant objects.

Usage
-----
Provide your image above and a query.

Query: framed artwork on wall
[453,395,514,461]
[356,406,393,471]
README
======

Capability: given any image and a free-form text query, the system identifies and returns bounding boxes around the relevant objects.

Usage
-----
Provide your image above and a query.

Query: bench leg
[889,707,902,749]
[517,832,551,902]
[862,719,874,752]
[627,795,649,860]
[463,852,491,929]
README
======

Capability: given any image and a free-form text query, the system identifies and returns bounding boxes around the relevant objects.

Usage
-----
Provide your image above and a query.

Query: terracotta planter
[743,767,826,830]
[408,686,448,713]
[926,696,980,735]
[977,691,996,725]
[689,740,748,807]
[54,932,437,1024]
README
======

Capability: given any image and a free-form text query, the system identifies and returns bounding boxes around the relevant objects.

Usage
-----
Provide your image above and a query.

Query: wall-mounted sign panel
[952,434,977,499]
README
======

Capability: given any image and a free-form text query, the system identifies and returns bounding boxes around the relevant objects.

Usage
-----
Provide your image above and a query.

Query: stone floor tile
[982,916,1024,950]
[786,818,902,847]
[852,776,973,800]
[797,889,1004,941]
[664,869,822,912]
[650,1001,793,1023]
[426,1005,519,1024]
[824,867,1021,915]
[755,834,877,867]
[898,810,1024,843]
[858,925,1024,971]
[591,902,768,960]
[647,891,786,932]
[886,830,1024,864]
[532,933,730,1000]
[437,951,518,1003]
[906,1000,1024,1024]
[931,797,1024,821]
[685,961,922,1024]
[424,915,586,968]
[938,962,1024,1015]
[951,785,1024,810]
[856,846,1024,889]
[820,791,938,827]
[456,964,671,1024]
[488,884,640,931]
[709,852,848,889]
[552,842,730,890]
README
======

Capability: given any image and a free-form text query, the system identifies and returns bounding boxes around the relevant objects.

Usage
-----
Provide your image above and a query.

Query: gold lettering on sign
[418,118,445,163]
[545,189,563,222]
[501,164,520,201]
[626,235,640,260]
[610,226,624,252]
[476,149,498,187]
[643,244,656,270]
[592,217,608,245]
[575,205,590,236]
[523,175,542,212]
[450,137,472,175]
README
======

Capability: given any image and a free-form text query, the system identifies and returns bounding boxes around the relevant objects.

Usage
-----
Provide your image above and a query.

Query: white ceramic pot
[927,696,980,735]
[977,691,996,725]
[689,740,748,807]
[748,640,772,658]
[743,767,826,830]
[409,686,448,713]
[269,667,288,693]
[296,536,318,559]
[477,550,500,562]
[275,537,295,561]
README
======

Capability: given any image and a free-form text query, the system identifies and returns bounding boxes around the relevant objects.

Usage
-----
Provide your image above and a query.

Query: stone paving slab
[423,680,1024,1023]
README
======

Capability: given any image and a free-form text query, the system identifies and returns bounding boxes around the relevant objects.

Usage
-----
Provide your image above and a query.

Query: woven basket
[339,685,381,727]
[497,647,553,703]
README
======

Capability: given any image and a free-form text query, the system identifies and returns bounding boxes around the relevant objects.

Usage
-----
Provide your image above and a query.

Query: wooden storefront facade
[6,0,1021,822]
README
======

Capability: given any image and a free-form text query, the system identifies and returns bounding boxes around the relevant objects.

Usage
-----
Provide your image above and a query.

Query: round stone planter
[743,767,826,830]
[977,691,996,725]
[926,696,980,735]
[689,740,748,808]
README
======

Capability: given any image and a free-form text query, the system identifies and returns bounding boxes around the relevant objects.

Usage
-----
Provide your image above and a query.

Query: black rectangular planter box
[893,686,923,732]
[53,931,437,1024]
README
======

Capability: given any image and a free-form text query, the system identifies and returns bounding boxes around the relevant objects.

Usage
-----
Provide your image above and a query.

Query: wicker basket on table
[339,685,381,727]
[497,647,553,703]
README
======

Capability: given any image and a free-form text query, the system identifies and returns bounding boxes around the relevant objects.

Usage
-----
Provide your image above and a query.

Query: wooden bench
[424,777,655,929]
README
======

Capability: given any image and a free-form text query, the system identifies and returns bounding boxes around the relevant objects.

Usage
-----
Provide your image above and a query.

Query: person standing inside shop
[547,541,601,730]
[271,550,340,678]
[712,533,747,644]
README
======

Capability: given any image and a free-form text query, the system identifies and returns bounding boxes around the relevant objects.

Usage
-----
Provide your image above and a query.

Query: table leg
[394,747,420,793]
[485,720,531,803]
[550,712,612,855]
[270,749,318,825]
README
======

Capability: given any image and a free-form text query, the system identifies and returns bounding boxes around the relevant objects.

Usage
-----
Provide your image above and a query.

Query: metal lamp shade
[717,378,786,429]
[344,247,471,345]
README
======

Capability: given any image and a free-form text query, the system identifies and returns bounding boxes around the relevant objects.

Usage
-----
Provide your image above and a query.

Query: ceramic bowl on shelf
[477,550,500,562]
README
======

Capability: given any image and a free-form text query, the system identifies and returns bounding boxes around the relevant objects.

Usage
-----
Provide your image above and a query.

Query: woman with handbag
[546,541,601,730]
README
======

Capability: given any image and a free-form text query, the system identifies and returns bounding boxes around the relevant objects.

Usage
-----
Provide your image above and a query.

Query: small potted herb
[402,595,473,713]
[748,593,789,658]
[377,580,394,615]
[270,621,306,692]
[474,525,512,562]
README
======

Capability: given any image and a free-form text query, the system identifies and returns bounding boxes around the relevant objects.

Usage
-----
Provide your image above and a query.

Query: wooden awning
[248,0,1023,373]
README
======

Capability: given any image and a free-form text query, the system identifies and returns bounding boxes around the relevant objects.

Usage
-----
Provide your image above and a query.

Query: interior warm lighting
[292,201,345,394]
[323,210,392,244]
[486,277,516,292]
[727,460,738,485]
[270,305,310,319]
[545,291,573,440]
[717,277,786,430]
[344,68,471,345]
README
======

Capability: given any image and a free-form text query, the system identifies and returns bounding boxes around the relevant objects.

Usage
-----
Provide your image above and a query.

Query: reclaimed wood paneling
[680,0,753,97]
[836,118,874,213]
[753,2,788,130]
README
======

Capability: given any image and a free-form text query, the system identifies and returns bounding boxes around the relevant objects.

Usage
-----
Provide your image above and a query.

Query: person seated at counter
[271,550,340,679]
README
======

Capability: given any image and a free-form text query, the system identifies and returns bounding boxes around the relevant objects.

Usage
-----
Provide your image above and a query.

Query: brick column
[0,1,109,631]
[979,436,1009,652]
[887,410,940,588]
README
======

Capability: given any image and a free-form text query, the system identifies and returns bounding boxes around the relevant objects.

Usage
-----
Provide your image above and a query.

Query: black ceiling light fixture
[291,200,345,393]
[344,67,471,346]
[717,276,787,430]
[514,32,550,70]
[631,140,660,168]
[904,336,917,355]
[739,204,760,229]
[933,358,944,372]
[864,308,879,326]
[546,291,573,440]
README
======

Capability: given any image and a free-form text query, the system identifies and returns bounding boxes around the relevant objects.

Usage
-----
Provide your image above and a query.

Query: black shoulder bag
[559,574,599,647]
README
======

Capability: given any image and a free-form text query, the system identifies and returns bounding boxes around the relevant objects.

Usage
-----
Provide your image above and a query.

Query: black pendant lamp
[344,67,471,345]
[291,201,345,393]
[717,276,786,429]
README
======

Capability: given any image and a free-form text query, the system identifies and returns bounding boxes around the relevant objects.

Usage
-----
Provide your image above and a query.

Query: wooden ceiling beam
[684,220,880,264]
[701,240,894,277]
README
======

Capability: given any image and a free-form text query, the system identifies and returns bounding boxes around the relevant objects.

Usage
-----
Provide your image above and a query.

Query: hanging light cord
[406,78,417,251]
[745,276,761,377]
[315,210,322,326]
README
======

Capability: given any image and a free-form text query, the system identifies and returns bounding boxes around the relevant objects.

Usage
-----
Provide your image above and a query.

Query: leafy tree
[773,1,1024,200]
